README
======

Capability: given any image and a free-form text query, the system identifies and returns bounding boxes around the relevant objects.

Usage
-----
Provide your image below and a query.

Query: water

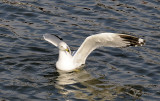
[0,0,160,100]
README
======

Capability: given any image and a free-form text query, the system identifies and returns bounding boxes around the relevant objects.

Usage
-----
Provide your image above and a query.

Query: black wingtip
[119,34,145,47]
[53,34,63,40]
[43,33,63,41]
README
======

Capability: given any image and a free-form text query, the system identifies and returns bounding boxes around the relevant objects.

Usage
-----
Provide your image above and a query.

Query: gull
[43,33,144,71]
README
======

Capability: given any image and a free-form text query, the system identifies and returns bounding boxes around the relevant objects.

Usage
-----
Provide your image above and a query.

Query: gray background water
[0,0,160,101]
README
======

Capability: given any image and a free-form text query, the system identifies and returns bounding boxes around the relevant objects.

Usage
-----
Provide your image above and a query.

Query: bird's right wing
[43,33,63,47]
[73,33,144,65]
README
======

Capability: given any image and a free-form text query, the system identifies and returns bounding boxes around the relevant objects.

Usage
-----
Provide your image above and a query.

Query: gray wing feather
[43,34,63,47]
[73,33,144,65]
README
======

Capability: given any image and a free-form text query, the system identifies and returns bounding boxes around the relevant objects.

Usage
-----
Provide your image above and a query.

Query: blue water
[0,0,160,101]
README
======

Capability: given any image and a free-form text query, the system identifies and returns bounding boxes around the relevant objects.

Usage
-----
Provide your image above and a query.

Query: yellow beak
[65,48,69,52]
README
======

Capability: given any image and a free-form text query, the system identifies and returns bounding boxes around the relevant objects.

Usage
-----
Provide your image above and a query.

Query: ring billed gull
[43,33,144,71]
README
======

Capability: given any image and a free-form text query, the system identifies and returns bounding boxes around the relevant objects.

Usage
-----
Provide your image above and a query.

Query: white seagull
[43,33,144,71]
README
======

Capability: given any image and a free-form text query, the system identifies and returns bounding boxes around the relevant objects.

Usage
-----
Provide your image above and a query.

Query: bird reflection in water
[44,68,143,100]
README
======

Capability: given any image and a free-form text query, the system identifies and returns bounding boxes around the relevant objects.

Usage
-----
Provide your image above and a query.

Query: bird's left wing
[73,33,144,65]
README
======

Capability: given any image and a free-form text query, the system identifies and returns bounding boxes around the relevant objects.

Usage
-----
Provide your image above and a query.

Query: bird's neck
[58,50,72,62]
[56,50,76,71]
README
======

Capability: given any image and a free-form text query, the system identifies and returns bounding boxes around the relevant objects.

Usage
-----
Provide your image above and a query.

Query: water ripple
[0,0,160,100]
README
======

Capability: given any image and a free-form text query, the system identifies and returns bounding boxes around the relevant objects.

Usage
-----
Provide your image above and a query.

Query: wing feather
[43,33,63,47]
[73,33,144,65]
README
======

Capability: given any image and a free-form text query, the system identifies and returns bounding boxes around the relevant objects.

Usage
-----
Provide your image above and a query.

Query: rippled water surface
[0,0,160,101]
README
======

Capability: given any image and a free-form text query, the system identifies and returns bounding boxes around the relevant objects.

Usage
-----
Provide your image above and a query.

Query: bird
[43,33,144,71]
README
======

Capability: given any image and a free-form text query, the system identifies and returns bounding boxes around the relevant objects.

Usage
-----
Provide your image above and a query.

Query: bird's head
[58,42,71,54]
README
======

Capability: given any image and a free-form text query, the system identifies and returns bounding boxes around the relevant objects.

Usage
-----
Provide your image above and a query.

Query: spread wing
[43,33,63,47]
[73,33,144,65]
